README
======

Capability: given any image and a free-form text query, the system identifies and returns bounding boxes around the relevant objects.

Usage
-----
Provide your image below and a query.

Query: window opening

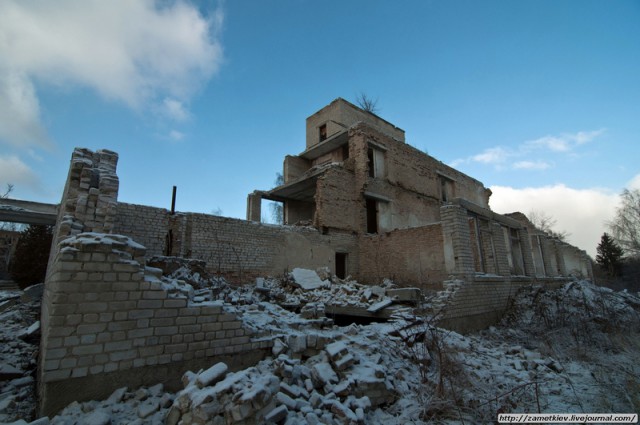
[319,124,327,142]
[439,175,454,203]
[335,252,347,279]
[366,198,378,234]
[342,144,349,160]
[367,148,375,177]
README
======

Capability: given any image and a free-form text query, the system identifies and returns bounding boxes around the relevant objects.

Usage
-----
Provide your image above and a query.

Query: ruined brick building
[247,98,592,286]
[9,98,593,414]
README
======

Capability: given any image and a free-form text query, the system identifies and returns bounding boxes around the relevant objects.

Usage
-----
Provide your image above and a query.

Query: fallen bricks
[166,338,398,424]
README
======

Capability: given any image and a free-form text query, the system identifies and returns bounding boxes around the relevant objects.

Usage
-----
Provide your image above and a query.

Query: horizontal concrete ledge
[39,347,271,417]
[0,209,57,225]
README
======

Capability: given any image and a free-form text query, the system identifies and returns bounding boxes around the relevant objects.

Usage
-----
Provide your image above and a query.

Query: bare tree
[1,184,18,231]
[355,92,379,114]
[1,183,14,199]
[608,188,640,258]
[268,173,284,225]
[528,210,569,241]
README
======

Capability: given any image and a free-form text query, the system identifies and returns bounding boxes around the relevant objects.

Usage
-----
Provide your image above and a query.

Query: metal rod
[170,186,177,215]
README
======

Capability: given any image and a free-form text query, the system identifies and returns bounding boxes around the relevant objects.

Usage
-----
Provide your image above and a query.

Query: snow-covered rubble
[0,287,41,423]
[2,272,639,424]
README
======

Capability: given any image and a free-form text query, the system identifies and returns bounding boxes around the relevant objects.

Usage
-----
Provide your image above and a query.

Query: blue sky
[1,0,639,256]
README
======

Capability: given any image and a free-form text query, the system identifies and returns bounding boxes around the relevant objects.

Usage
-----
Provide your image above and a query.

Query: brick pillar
[553,241,568,276]
[441,204,474,276]
[517,228,536,277]
[491,223,510,276]
[246,192,262,222]
[540,235,557,277]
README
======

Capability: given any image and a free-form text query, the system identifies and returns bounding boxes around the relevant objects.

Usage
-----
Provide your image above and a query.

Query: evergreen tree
[9,224,53,289]
[595,232,624,277]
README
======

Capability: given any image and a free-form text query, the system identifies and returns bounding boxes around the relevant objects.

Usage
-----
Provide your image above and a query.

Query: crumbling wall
[39,148,271,416]
[358,224,446,289]
[435,276,567,333]
[114,203,360,282]
[315,167,359,232]
[39,233,268,416]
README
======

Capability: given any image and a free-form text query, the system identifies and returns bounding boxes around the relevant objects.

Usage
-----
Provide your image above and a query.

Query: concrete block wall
[358,223,447,289]
[39,233,267,415]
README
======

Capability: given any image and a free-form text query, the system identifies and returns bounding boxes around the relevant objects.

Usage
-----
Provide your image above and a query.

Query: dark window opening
[319,124,327,142]
[441,178,448,202]
[367,148,375,177]
[439,175,454,204]
[366,198,378,234]
[335,252,347,279]
[342,144,349,160]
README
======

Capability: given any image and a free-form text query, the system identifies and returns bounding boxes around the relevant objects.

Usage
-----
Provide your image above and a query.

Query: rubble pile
[0,285,42,423]
[151,262,421,318]
[49,384,173,425]
[166,337,399,424]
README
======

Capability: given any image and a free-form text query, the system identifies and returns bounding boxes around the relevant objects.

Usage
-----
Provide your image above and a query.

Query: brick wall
[315,167,360,232]
[114,203,360,282]
[358,223,447,288]
[114,202,170,256]
[39,233,270,415]
[436,276,568,333]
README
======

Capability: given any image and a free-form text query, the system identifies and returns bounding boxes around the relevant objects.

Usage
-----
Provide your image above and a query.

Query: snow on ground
[1,269,639,424]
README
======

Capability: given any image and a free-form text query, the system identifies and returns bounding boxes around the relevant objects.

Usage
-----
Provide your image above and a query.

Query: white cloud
[489,184,619,257]
[451,129,606,171]
[472,147,510,165]
[169,130,185,141]
[0,69,51,149]
[162,98,190,122]
[0,0,224,148]
[524,129,605,153]
[512,160,551,170]
[628,173,640,191]
[0,155,39,189]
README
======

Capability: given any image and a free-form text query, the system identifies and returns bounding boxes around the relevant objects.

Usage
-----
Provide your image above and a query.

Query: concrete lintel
[363,191,392,203]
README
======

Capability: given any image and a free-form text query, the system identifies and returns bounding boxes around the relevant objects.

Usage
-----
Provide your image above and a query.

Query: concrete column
[246,192,262,222]
[441,204,474,276]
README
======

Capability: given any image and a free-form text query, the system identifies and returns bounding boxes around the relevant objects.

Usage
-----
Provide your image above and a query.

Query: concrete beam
[0,198,58,225]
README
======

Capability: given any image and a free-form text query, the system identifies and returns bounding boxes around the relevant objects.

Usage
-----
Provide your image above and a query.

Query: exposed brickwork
[358,224,446,289]
[440,204,474,276]
[316,167,359,232]
[518,228,536,277]
[491,223,511,276]
[114,202,170,256]
[39,233,268,415]
[435,276,568,333]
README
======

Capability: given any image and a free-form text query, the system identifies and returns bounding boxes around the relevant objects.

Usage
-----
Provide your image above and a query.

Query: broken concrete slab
[386,287,421,304]
[290,268,329,290]
[0,364,23,381]
[367,299,394,313]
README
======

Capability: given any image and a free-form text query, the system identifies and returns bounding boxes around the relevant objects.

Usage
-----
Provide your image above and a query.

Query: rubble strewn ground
[1,265,639,424]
